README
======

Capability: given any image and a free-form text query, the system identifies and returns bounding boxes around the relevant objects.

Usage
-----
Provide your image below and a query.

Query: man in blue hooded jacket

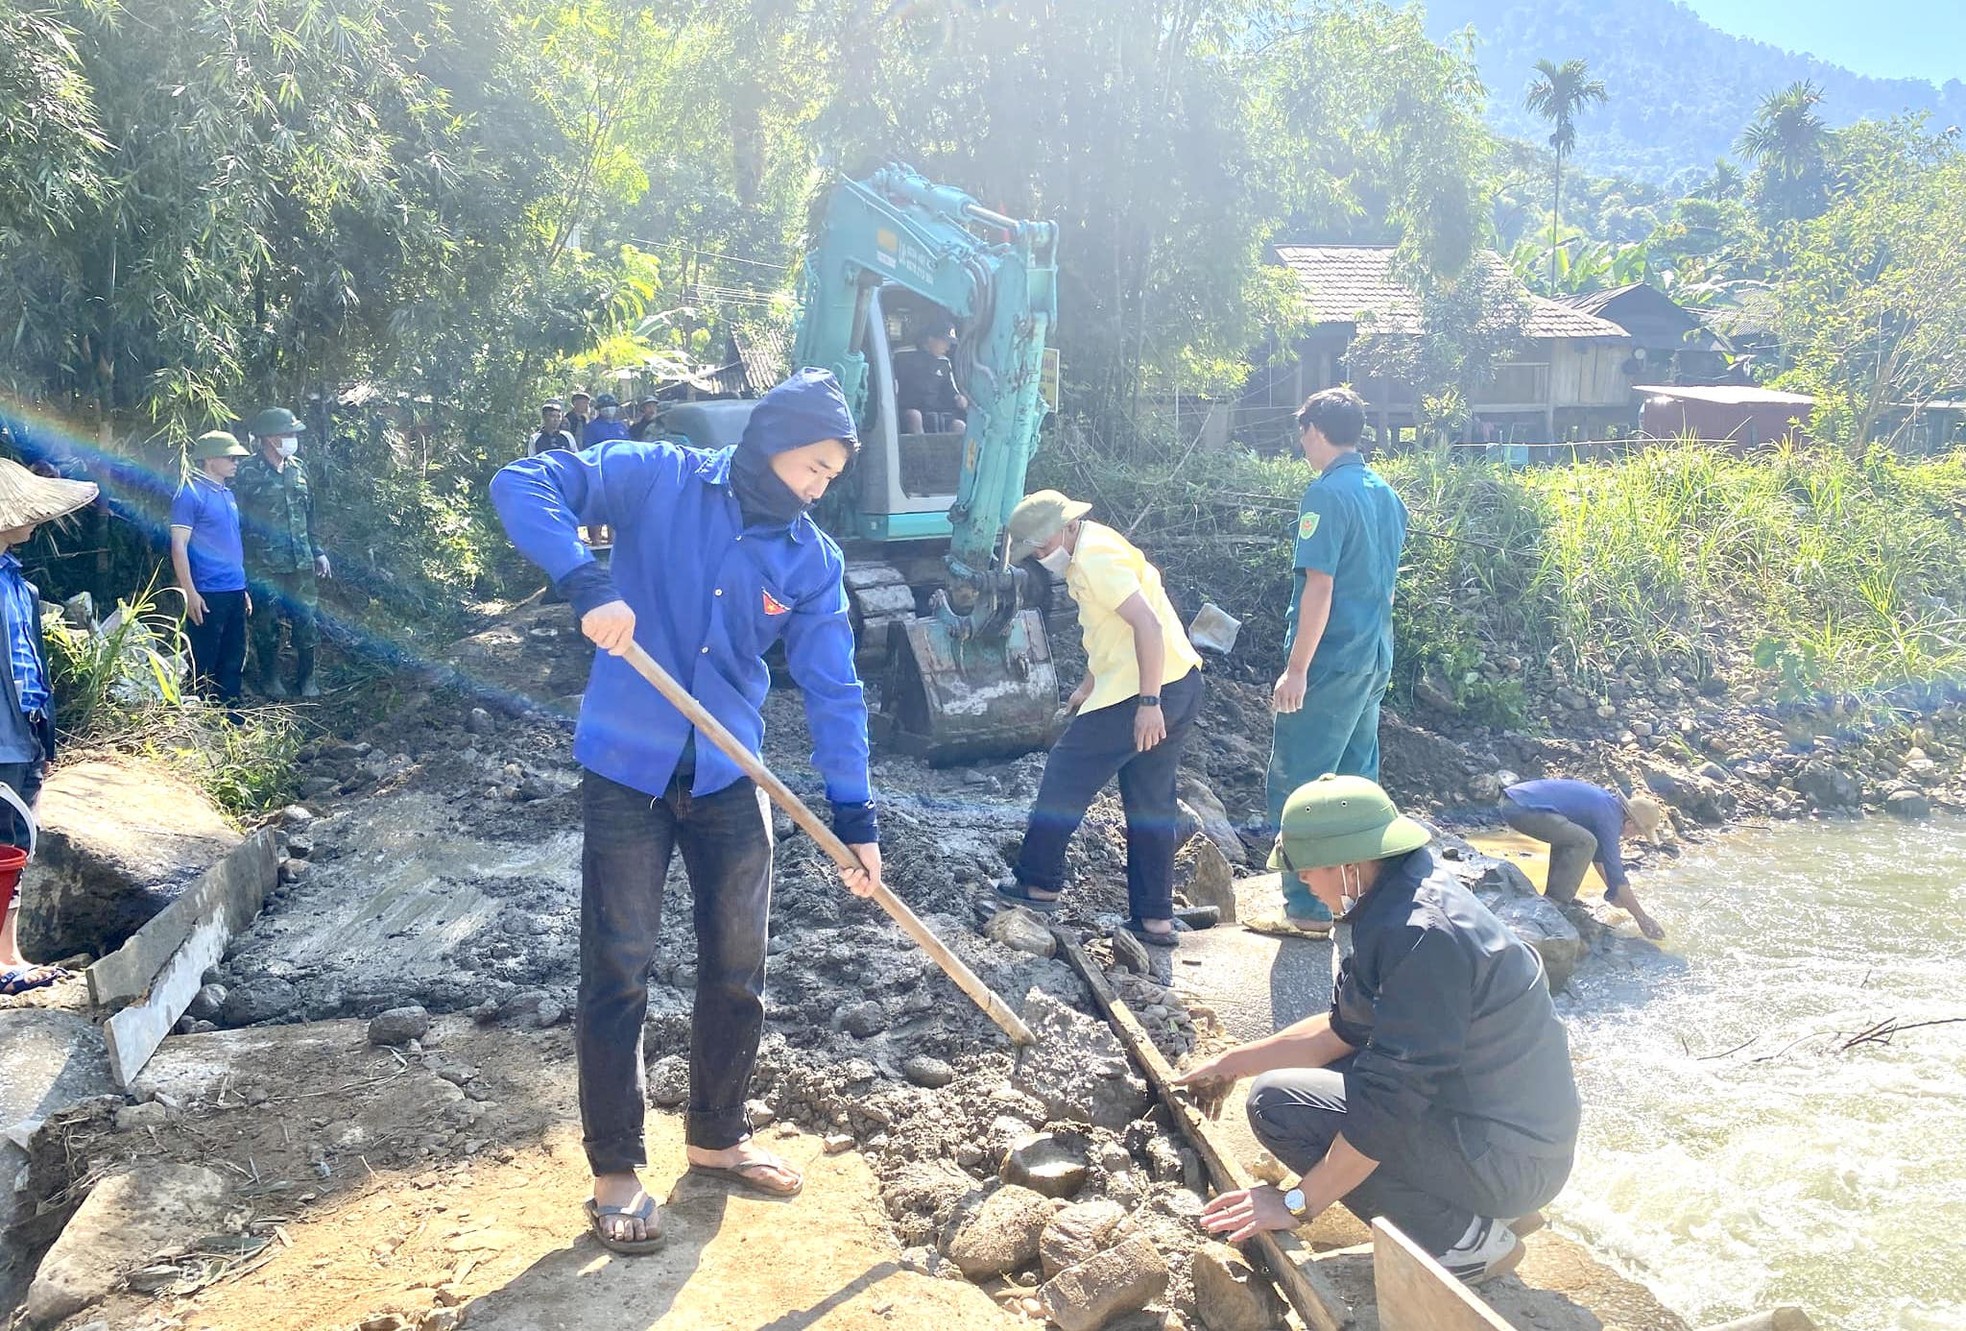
[491,368,884,1254]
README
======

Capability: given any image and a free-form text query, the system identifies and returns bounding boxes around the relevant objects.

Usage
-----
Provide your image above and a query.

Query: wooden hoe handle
[619,641,1035,1047]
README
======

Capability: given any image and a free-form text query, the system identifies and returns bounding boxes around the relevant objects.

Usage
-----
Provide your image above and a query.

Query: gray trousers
[1245,1060,1572,1254]
[1499,802,1598,904]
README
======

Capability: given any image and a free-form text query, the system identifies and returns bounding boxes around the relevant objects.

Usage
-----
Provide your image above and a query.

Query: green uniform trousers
[1266,663,1391,920]
[250,569,319,674]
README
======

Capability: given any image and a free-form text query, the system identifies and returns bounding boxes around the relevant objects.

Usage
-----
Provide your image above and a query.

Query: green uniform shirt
[1286,451,1408,676]
[233,453,321,574]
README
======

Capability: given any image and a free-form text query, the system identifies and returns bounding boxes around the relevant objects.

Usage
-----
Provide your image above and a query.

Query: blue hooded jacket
[490,370,875,842]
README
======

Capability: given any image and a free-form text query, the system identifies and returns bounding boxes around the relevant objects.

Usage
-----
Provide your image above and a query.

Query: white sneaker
[1437,1217,1525,1285]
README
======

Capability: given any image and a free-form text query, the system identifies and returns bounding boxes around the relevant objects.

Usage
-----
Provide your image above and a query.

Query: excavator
[656,164,1062,764]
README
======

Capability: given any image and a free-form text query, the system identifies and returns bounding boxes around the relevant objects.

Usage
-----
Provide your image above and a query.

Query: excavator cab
[828,288,1060,765]
[662,165,1065,766]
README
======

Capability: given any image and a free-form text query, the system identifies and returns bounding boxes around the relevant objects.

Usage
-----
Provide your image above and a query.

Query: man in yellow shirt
[996,490,1205,946]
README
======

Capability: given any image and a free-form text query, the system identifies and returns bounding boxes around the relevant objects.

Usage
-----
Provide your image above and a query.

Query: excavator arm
[786,165,1064,764]
[794,164,1058,593]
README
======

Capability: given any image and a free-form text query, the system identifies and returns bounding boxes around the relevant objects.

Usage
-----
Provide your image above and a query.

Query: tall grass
[1036,430,1966,726]
[43,581,300,817]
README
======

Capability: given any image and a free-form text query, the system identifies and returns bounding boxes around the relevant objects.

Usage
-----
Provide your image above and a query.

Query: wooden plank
[1054,931,1354,1331]
[1371,1217,1512,1331]
[88,831,279,1010]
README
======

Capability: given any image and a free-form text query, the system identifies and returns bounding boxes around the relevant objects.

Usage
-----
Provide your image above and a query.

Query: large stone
[1040,1232,1168,1331]
[217,976,302,1027]
[1013,989,1149,1131]
[1192,1242,1287,1331]
[1175,835,1238,923]
[1793,760,1862,813]
[1175,774,1247,866]
[366,1006,431,1046]
[1885,789,1932,820]
[943,1184,1054,1279]
[984,908,1056,959]
[0,1010,117,1233]
[1001,1130,1091,1200]
[1039,1198,1127,1279]
[1478,892,1587,993]
[1641,761,1732,826]
[25,1164,231,1326]
[17,757,241,960]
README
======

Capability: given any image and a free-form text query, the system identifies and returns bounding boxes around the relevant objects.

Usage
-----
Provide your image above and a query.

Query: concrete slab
[0,1009,116,1231]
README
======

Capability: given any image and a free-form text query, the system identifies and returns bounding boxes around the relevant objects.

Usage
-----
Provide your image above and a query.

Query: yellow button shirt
[1064,522,1203,714]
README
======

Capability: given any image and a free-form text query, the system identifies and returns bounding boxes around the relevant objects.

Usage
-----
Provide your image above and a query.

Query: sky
[1681,0,1966,86]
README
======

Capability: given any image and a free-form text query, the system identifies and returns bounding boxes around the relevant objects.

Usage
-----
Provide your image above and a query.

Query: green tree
[1738,80,1830,225]
[1522,57,1608,289]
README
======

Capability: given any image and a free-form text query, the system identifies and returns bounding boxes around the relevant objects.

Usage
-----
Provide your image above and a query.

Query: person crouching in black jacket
[1175,773,1579,1285]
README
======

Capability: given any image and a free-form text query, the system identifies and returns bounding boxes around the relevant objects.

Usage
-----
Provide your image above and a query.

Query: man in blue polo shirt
[1261,388,1408,936]
[170,430,252,704]
[491,368,884,1255]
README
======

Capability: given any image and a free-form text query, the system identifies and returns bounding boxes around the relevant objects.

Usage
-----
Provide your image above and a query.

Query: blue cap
[739,368,859,458]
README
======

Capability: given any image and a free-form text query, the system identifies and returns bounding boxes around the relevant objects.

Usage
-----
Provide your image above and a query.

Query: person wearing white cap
[171,431,253,704]
[0,458,98,994]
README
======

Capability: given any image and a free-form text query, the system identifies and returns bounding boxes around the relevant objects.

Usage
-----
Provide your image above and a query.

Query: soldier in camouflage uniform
[235,406,332,699]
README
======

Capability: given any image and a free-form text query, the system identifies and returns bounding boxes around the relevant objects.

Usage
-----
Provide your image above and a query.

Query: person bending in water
[1499,777,1668,939]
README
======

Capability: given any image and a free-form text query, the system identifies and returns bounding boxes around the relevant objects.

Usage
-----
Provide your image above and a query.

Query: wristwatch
[1137,694,1161,708]
[1282,1186,1311,1221]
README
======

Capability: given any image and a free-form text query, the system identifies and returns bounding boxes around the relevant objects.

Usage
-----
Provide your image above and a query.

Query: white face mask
[276,438,299,460]
[1037,546,1072,575]
[1339,864,1362,917]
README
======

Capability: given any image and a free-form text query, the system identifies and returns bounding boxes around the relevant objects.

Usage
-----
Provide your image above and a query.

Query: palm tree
[1737,80,1829,222]
[1523,58,1609,288]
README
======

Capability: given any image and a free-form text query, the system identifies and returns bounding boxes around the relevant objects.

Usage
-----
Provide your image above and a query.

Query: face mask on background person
[278,438,299,460]
[1037,546,1072,576]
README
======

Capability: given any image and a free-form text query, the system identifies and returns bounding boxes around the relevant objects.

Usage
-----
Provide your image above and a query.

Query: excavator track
[843,561,918,678]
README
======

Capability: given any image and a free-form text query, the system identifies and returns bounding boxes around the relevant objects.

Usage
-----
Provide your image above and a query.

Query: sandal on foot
[992,880,1062,914]
[1120,918,1182,949]
[0,964,66,996]
[687,1151,804,1198]
[1242,910,1334,940]
[584,1193,664,1254]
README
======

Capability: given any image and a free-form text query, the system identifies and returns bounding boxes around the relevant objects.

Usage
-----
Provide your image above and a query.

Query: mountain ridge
[1419,0,1966,182]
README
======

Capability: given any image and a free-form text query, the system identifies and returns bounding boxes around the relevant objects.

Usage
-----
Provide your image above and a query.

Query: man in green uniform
[1260,388,1408,936]
[235,406,332,699]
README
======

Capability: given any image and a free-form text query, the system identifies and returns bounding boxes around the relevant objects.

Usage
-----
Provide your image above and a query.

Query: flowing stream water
[1555,816,1966,1330]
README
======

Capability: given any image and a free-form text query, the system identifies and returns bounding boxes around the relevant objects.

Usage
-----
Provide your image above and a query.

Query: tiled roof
[1271,245,1628,342]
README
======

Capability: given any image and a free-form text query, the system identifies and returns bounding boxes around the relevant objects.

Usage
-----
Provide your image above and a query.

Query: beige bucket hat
[0,458,98,531]
[1006,489,1092,562]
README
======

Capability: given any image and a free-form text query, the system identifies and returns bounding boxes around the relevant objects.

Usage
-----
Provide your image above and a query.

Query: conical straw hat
[0,458,98,530]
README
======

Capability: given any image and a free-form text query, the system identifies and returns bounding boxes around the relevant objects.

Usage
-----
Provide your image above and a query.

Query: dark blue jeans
[578,767,773,1174]
[1245,1058,1572,1254]
[186,589,248,702]
[1014,669,1204,921]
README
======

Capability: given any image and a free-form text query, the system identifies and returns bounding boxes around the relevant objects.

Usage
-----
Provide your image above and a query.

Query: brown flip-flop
[686,1150,804,1198]
[1242,909,1334,940]
[584,1193,664,1254]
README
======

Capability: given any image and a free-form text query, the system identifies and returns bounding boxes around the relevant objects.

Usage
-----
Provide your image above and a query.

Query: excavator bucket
[878,609,1059,766]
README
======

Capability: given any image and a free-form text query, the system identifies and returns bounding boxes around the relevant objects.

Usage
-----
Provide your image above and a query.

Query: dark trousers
[0,758,44,849]
[1499,800,1598,904]
[1246,1060,1572,1254]
[577,767,773,1175]
[185,590,248,702]
[1014,669,1204,921]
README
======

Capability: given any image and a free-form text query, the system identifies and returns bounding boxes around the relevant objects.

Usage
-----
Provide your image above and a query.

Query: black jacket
[1330,849,1580,1161]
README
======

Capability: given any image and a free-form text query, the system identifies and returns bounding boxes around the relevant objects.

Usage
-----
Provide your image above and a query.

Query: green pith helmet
[191,430,249,461]
[1268,774,1432,873]
[247,406,306,438]
[1005,489,1093,562]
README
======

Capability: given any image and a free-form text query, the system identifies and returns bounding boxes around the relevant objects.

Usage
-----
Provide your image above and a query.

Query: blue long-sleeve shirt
[1504,778,1630,891]
[489,439,877,843]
